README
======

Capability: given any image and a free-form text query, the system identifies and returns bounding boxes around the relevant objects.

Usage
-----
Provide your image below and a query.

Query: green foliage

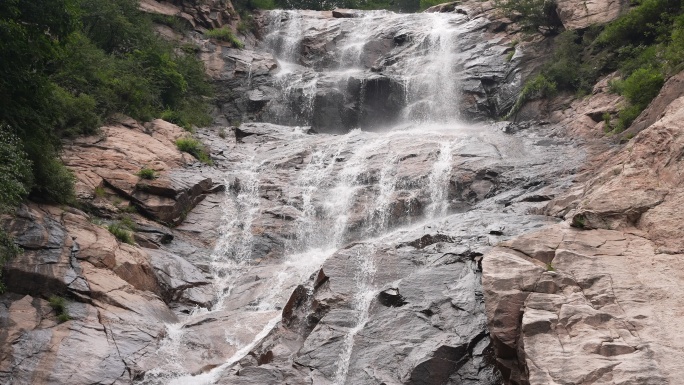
[545,262,556,271]
[622,67,664,107]
[136,168,158,180]
[0,0,213,207]
[48,295,71,323]
[602,112,612,132]
[108,222,134,244]
[615,104,644,133]
[0,128,33,213]
[0,228,22,294]
[205,28,245,49]
[30,155,76,204]
[94,185,106,198]
[571,214,586,229]
[503,0,684,136]
[494,0,562,34]
[175,138,213,165]
[119,215,136,230]
[506,74,557,118]
[596,0,681,48]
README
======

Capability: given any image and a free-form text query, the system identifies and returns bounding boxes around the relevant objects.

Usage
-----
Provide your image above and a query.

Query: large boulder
[62,118,222,225]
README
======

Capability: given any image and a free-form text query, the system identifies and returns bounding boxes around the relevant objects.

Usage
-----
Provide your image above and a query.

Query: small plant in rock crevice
[48,295,71,323]
[204,27,245,49]
[136,167,158,180]
[108,222,134,244]
[571,214,587,229]
[175,137,213,165]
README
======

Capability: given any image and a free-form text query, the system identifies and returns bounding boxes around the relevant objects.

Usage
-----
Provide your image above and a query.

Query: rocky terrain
[1,1,683,385]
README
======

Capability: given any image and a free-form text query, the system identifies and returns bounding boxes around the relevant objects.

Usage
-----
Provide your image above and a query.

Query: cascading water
[137,7,580,385]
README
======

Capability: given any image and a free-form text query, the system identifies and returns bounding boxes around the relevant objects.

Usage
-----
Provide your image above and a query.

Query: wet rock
[148,249,214,308]
[377,288,407,307]
[332,9,358,18]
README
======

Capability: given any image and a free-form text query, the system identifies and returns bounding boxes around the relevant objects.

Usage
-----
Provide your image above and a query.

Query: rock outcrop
[0,118,224,383]
[62,118,221,225]
[555,0,630,30]
[140,0,238,30]
[484,76,684,384]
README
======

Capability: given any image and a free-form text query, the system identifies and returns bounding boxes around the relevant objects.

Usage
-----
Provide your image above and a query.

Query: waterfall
[137,8,548,385]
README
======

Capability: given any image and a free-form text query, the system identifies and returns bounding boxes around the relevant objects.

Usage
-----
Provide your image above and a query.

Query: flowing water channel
[138,8,581,385]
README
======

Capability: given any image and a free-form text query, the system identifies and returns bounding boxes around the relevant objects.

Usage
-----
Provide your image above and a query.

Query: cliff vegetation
[0,0,213,280]
[504,0,684,131]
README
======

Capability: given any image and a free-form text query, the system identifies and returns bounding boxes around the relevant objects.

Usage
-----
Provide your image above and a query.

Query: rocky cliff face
[0,119,225,383]
[2,1,683,385]
[482,72,684,385]
[207,3,545,132]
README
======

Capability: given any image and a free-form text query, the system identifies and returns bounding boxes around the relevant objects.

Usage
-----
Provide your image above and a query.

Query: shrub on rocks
[108,222,134,245]
[136,167,158,180]
[175,138,213,165]
[205,27,245,49]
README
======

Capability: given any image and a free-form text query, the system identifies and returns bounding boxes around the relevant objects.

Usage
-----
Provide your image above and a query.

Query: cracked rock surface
[483,84,684,384]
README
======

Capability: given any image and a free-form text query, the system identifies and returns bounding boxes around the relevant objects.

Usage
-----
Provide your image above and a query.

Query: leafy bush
[136,167,157,180]
[615,104,644,133]
[0,128,33,212]
[29,155,76,205]
[205,28,245,49]
[48,295,71,323]
[108,222,134,244]
[175,138,212,165]
[622,67,665,107]
[1,0,213,207]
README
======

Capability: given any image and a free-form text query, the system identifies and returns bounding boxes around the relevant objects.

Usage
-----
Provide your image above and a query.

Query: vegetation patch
[108,222,134,244]
[175,138,213,165]
[205,27,245,49]
[0,0,213,208]
[48,295,71,323]
[500,0,684,134]
[136,167,158,180]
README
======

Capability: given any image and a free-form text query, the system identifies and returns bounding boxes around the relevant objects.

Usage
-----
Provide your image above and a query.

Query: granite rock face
[483,74,684,385]
[62,119,221,225]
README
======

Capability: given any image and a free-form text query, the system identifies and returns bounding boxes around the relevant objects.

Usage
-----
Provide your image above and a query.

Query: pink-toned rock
[485,89,684,384]
[484,224,684,385]
[0,205,178,384]
[63,118,221,225]
[555,0,630,30]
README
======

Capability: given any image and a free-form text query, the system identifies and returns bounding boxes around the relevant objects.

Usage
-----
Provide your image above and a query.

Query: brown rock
[63,119,220,225]
[555,0,630,30]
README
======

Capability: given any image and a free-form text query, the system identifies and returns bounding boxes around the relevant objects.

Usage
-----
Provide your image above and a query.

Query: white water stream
[138,9,484,385]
